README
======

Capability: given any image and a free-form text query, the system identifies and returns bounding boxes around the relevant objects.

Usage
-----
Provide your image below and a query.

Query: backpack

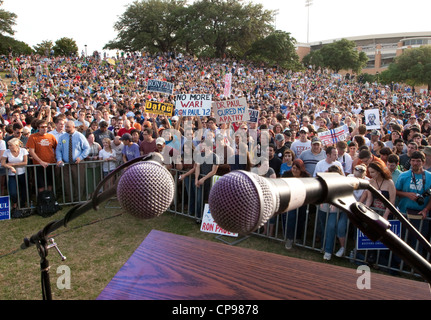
[36,190,61,218]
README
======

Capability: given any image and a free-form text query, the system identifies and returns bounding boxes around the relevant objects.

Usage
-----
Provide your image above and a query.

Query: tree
[53,37,78,57]
[305,38,368,73]
[246,30,301,70]
[33,40,54,56]
[0,0,17,36]
[183,0,275,58]
[104,0,187,53]
[105,0,275,59]
[380,46,431,91]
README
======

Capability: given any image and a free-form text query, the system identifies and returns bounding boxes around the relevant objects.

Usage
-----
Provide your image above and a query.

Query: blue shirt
[56,131,90,163]
[395,169,431,213]
[122,143,140,161]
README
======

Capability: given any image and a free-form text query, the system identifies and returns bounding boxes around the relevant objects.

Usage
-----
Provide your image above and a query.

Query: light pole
[305,0,313,43]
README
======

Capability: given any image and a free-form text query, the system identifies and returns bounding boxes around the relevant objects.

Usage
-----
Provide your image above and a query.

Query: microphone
[208,170,369,235]
[117,161,175,219]
[21,154,175,249]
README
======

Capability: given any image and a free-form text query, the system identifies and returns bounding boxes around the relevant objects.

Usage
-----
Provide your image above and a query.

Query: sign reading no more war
[213,97,250,124]
[174,94,212,117]
[147,79,174,95]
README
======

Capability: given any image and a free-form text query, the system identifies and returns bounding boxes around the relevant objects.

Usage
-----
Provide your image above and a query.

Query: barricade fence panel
[6,162,430,279]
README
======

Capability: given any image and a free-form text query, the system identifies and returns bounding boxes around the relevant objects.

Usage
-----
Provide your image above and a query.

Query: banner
[224,73,232,97]
[147,79,174,95]
[0,196,10,221]
[364,108,381,130]
[200,204,238,237]
[318,125,350,146]
[174,94,212,117]
[145,100,174,116]
[213,97,250,124]
[248,109,260,123]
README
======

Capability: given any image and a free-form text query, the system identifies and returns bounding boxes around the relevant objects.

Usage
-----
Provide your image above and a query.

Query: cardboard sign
[0,196,10,221]
[200,204,238,237]
[248,109,260,123]
[174,94,212,117]
[213,97,250,124]
[318,125,350,147]
[147,79,174,95]
[356,220,401,250]
[364,108,381,130]
[145,100,174,116]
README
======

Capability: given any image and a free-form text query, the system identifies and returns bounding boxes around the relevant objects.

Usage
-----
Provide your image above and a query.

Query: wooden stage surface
[98,230,431,300]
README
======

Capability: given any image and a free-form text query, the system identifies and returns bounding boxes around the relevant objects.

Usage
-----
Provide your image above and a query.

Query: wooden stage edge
[98,229,431,300]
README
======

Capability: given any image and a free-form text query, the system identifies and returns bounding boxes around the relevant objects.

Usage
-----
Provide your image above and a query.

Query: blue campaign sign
[0,196,10,221]
[356,220,401,250]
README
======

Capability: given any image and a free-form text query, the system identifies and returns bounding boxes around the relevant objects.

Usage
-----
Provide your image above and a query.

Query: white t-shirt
[0,140,6,168]
[313,159,345,177]
[290,140,311,158]
[99,148,117,172]
[3,148,28,176]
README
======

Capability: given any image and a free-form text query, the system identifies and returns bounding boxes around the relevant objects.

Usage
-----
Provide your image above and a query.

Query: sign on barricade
[0,196,10,221]
[356,220,401,250]
[174,94,212,117]
[213,97,250,124]
[147,79,174,95]
[145,100,174,116]
[200,204,238,237]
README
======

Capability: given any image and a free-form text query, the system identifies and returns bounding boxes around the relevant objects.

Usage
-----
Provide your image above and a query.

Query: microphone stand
[21,154,155,300]
[316,173,431,285]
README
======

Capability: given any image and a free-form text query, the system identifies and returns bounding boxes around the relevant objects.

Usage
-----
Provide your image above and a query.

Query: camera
[416,189,431,205]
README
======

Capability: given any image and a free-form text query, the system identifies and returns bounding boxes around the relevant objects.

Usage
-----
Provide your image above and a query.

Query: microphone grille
[117,161,175,219]
[209,171,276,234]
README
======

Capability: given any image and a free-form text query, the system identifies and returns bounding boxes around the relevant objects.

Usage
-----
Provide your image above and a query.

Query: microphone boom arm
[316,172,431,284]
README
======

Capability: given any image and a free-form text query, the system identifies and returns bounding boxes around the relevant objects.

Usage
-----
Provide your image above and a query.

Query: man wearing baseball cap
[290,126,311,158]
[121,133,140,162]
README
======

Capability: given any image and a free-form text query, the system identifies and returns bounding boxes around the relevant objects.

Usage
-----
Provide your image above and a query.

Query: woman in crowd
[1,138,28,217]
[282,159,310,249]
[360,160,396,220]
[99,137,117,178]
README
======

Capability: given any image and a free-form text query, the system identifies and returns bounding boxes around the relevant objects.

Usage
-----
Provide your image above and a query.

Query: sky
[2,0,431,56]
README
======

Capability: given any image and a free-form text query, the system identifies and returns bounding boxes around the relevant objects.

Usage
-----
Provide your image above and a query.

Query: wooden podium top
[98,230,431,300]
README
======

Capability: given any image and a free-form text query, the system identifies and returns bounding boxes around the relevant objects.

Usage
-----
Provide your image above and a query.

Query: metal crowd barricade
[6,162,430,279]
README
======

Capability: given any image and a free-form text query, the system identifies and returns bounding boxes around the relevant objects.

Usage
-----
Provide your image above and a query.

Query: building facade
[296,31,431,75]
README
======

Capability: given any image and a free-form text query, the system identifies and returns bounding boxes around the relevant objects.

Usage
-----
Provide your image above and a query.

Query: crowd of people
[1,51,431,264]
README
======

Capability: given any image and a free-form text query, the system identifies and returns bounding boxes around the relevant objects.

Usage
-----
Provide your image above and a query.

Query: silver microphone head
[117,161,175,219]
[208,171,278,234]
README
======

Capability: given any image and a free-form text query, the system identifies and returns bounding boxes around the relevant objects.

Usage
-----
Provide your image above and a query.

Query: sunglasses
[354,168,365,173]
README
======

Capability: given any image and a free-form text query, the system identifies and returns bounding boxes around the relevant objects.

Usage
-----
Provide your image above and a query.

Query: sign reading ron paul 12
[200,204,238,238]
[0,196,10,221]
[174,94,212,117]
[356,220,401,250]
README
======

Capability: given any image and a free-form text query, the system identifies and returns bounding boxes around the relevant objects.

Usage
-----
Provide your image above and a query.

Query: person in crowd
[313,146,344,177]
[360,161,397,220]
[268,143,282,177]
[319,165,349,260]
[282,159,310,249]
[48,115,66,142]
[56,120,90,203]
[395,151,431,256]
[139,127,157,156]
[280,148,295,176]
[357,149,386,178]
[85,132,102,197]
[93,121,115,146]
[387,154,402,184]
[0,127,6,195]
[121,133,140,163]
[399,141,419,171]
[98,138,117,189]
[26,119,57,192]
[194,139,219,222]
[336,140,353,175]
[299,136,325,175]
[1,138,28,217]
[290,126,311,158]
